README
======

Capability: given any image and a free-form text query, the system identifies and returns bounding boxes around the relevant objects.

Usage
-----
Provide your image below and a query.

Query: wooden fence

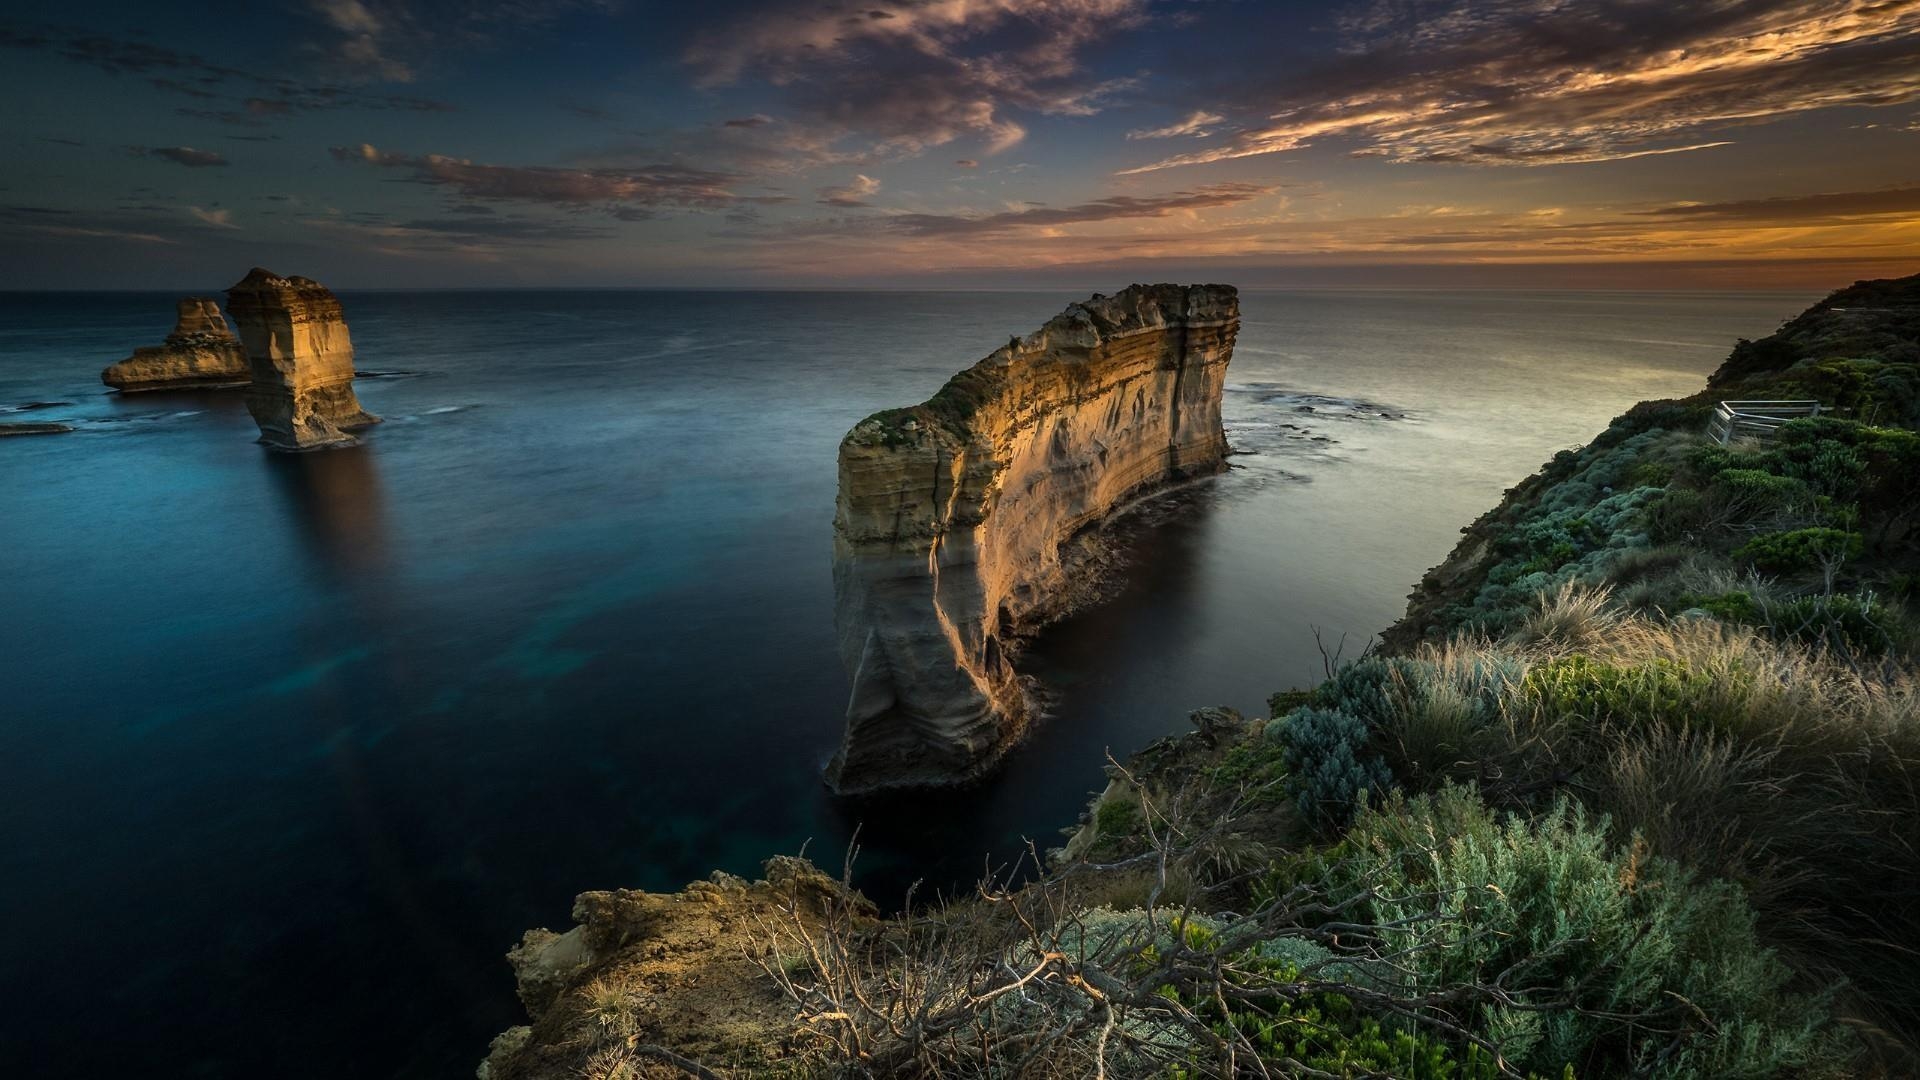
[1708,400,1824,444]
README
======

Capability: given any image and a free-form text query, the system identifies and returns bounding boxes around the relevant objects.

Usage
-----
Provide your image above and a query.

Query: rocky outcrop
[100,298,249,391]
[226,268,379,451]
[477,858,869,1080]
[828,283,1238,794]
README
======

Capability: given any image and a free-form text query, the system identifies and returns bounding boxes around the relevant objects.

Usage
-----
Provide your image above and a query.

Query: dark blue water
[0,288,1800,1075]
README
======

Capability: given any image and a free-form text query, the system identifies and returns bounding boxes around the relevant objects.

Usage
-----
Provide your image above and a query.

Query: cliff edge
[827,283,1238,794]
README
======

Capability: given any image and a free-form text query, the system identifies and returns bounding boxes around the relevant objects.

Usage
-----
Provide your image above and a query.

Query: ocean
[0,287,1803,1074]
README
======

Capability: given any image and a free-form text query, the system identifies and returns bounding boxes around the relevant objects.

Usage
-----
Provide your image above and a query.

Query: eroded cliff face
[101,297,249,391]
[226,268,379,451]
[828,283,1238,794]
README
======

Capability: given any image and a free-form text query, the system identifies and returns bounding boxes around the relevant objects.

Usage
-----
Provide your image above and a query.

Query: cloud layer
[1126,0,1920,171]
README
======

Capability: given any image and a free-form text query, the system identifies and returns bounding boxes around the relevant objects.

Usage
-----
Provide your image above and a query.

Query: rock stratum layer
[226,268,378,451]
[828,283,1238,794]
[100,298,249,391]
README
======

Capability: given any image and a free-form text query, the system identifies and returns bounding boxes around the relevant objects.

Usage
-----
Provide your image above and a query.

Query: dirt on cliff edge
[479,857,872,1080]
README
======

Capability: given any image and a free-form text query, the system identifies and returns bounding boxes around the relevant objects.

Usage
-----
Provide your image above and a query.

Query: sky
[2,0,1919,289]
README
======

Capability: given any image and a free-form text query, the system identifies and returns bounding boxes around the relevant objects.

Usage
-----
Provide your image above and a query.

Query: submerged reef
[829,283,1239,794]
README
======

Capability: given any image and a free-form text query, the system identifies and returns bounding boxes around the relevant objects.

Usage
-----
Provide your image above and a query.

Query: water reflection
[264,446,392,581]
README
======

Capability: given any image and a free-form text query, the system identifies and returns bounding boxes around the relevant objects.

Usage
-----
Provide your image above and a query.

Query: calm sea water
[0,288,1800,1075]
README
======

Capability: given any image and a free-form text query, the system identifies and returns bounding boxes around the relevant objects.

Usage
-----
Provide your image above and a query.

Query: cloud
[0,21,456,117]
[817,174,882,207]
[189,206,238,228]
[881,181,1273,236]
[1631,184,1920,224]
[298,0,623,83]
[309,0,414,81]
[144,146,229,168]
[954,158,978,168]
[296,206,617,259]
[1124,0,1920,172]
[1127,110,1223,140]
[331,142,759,212]
[684,0,1148,160]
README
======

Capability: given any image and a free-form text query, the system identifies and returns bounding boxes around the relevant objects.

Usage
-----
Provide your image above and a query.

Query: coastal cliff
[226,268,379,451]
[828,283,1238,794]
[478,276,1919,1079]
[100,297,249,391]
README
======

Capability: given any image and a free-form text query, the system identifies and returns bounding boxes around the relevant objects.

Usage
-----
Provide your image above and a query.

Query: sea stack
[100,298,250,391]
[226,268,378,451]
[827,283,1239,794]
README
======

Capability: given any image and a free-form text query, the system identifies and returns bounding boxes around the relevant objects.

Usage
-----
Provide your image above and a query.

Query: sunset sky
[4,0,1919,288]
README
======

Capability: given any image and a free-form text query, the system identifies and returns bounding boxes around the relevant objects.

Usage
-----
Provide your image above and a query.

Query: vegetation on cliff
[483,275,1920,1079]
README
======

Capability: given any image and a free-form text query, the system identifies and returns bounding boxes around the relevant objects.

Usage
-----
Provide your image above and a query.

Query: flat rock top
[226,267,338,304]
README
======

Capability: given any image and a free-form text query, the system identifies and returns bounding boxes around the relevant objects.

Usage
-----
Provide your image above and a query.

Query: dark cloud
[0,21,457,120]
[300,0,624,83]
[1633,184,1920,223]
[143,146,230,168]
[686,0,1148,159]
[331,142,759,213]
[884,181,1273,236]
[1126,0,1920,172]
[177,108,271,128]
[954,158,978,168]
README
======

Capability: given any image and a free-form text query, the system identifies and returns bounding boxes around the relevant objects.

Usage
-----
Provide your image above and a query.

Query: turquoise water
[0,288,1801,1074]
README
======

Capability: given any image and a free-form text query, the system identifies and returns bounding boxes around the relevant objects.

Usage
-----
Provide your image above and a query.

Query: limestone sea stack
[100,298,250,391]
[827,283,1239,794]
[225,268,379,451]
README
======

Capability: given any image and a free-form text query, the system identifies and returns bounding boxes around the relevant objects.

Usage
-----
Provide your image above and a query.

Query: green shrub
[1318,787,1841,1078]
[1733,527,1863,574]
[1712,467,1812,514]
[1676,590,1762,623]
[1520,654,1723,728]
[1766,591,1914,656]
[1207,737,1288,805]
[1269,706,1392,830]
[1093,792,1140,841]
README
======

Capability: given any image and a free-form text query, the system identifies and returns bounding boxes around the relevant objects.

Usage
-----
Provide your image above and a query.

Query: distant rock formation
[100,298,249,391]
[827,284,1239,794]
[226,268,379,451]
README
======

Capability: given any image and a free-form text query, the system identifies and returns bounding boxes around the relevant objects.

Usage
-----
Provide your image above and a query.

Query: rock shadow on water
[264,445,392,581]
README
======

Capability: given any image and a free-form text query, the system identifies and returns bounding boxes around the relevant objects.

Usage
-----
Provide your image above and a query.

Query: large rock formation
[828,283,1239,794]
[225,268,378,451]
[100,298,250,391]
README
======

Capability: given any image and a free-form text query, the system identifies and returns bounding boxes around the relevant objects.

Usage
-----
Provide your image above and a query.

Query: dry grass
[1390,585,1920,1050]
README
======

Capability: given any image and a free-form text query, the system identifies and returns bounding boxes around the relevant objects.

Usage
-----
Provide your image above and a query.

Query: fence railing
[1708,400,1824,444]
